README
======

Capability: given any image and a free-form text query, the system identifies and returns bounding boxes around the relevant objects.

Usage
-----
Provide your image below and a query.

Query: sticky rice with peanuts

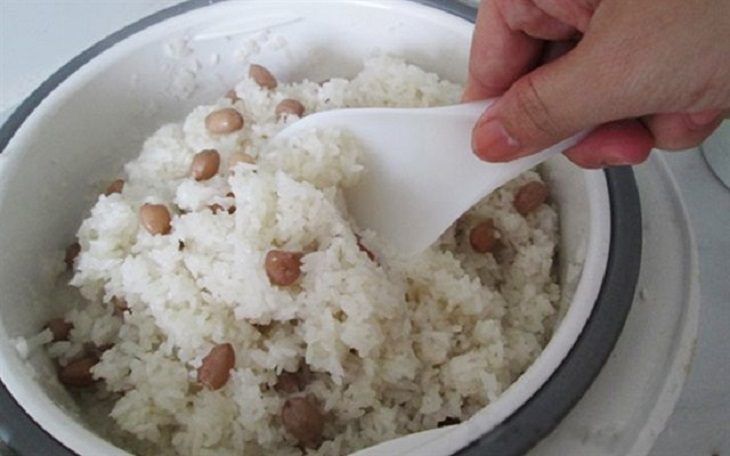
[39,56,560,455]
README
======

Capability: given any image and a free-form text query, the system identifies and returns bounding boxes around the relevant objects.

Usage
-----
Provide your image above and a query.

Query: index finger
[463,1,544,101]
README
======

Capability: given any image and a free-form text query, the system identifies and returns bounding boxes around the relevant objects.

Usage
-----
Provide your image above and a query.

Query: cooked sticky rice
[44,56,560,456]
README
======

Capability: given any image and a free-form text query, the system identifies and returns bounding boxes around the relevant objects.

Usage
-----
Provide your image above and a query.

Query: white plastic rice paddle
[276,99,585,255]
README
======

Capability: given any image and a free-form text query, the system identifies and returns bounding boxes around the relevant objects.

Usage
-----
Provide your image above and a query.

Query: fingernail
[598,158,626,168]
[472,116,522,161]
[598,151,633,167]
[687,110,721,129]
[594,148,647,168]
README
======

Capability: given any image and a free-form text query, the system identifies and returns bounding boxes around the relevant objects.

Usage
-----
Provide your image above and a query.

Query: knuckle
[507,75,563,143]
[501,0,540,30]
[467,68,512,96]
[500,0,574,39]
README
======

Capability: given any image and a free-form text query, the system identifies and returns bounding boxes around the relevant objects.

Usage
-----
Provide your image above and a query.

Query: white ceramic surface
[0,1,610,455]
[529,154,701,456]
[649,151,728,456]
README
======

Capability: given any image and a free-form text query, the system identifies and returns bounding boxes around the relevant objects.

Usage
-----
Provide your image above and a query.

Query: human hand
[465,0,730,168]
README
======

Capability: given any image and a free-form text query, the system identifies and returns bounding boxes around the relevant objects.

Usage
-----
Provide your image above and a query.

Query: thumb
[472,45,628,161]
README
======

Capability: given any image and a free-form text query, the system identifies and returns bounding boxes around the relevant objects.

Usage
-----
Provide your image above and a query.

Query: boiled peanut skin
[469,220,499,253]
[197,343,236,390]
[249,64,277,90]
[58,356,98,387]
[139,204,172,235]
[514,181,548,215]
[281,396,324,449]
[191,149,220,181]
[47,318,73,342]
[265,250,303,286]
[275,99,305,117]
[205,108,244,134]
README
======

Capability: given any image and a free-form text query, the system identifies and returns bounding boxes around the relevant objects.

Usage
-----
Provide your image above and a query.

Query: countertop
[1,1,728,455]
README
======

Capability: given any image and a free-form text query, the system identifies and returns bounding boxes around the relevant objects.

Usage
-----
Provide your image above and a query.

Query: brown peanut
[46,318,73,342]
[249,64,277,90]
[281,396,324,449]
[265,250,304,286]
[469,219,499,253]
[513,181,549,215]
[58,356,98,387]
[205,108,244,134]
[139,203,172,235]
[275,99,305,118]
[197,343,235,390]
[191,149,220,181]
[85,342,113,359]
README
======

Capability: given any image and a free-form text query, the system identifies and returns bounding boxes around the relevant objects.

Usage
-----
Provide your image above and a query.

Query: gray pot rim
[0,1,641,455]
